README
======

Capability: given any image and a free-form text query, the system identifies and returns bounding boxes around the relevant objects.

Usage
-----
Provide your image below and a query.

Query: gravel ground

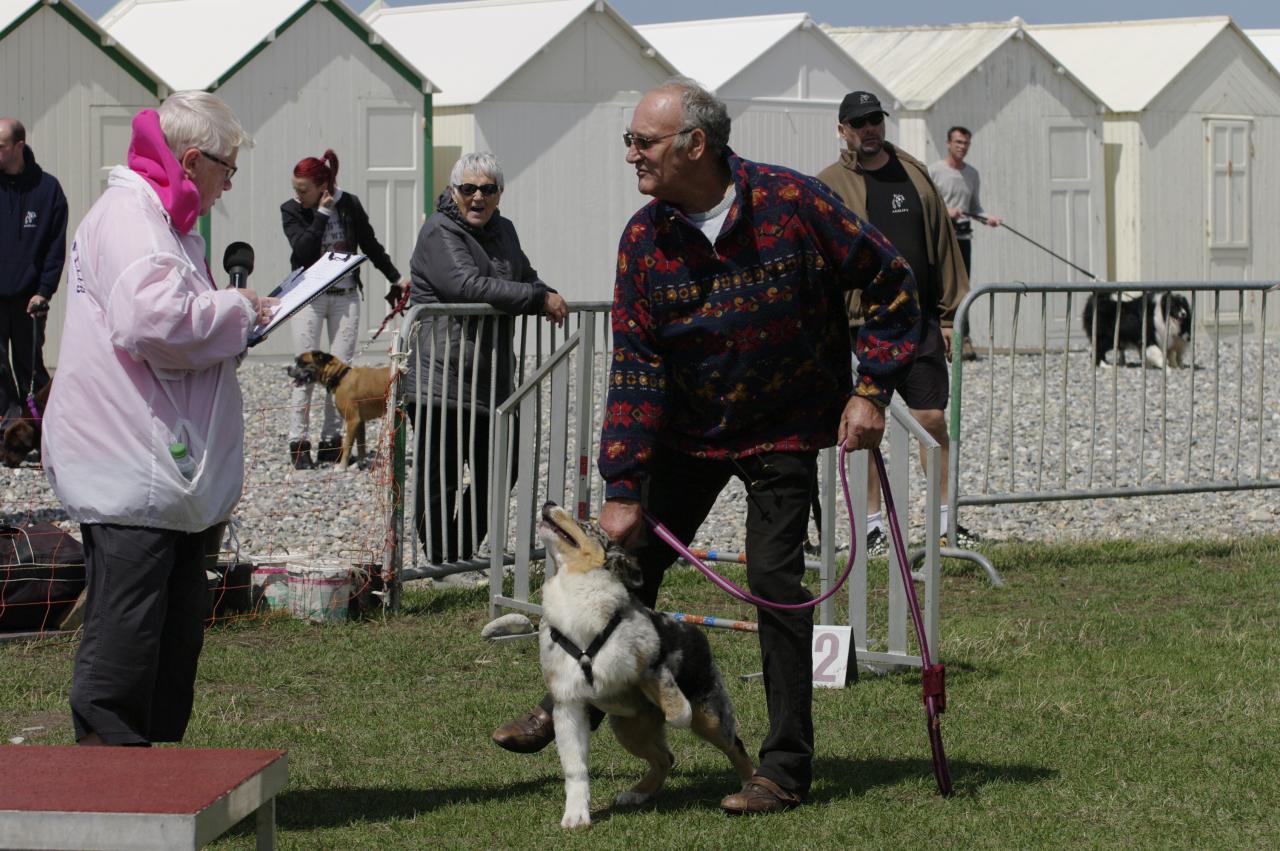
[4,340,1277,557]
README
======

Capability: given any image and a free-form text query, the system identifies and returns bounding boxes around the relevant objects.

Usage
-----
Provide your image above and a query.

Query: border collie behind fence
[1082,292,1193,368]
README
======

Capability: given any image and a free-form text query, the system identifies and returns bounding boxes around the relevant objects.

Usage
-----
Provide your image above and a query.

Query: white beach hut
[0,0,168,368]
[636,13,890,176]
[824,20,1110,331]
[1033,17,1280,331]
[1248,29,1280,71]
[364,0,677,303]
[101,0,437,359]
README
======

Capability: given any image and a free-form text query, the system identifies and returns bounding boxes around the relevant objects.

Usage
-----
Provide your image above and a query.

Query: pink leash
[645,445,953,796]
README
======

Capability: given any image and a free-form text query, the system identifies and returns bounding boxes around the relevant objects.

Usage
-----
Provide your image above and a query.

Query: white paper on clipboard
[248,252,367,346]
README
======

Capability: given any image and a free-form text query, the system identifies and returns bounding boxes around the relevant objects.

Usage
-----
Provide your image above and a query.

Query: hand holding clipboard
[249,252,368,347]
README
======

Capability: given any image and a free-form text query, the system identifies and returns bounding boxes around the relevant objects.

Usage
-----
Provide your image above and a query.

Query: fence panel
[948,281,1279,539]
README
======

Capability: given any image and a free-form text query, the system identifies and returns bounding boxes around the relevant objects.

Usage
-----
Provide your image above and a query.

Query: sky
[71,0,1280,29]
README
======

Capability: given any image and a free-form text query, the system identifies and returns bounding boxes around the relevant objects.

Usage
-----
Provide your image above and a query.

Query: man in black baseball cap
[817,90,978,554]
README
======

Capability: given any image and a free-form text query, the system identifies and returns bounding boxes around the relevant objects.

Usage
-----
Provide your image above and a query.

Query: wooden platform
[0,745,288,850]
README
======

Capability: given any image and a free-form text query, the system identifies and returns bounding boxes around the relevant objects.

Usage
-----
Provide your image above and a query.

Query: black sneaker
[942,524,981,548]
[865,527,888,556]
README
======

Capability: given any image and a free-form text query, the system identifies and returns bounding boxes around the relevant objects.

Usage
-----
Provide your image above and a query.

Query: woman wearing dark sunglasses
[280,148,408,468]
[402,151,567,565]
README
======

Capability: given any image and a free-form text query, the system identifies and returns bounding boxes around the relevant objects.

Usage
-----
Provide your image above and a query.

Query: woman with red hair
[280,149,407,468]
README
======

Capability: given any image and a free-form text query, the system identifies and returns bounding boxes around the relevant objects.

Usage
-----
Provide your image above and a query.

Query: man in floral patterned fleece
[492,78,920,814]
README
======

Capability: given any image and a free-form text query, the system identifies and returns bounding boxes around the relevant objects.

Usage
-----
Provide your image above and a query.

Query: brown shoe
[491,706,554,753]
[720,774,802,814]
[961,336,980,362]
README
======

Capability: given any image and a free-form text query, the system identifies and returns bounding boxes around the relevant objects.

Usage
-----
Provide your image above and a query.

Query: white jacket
[42,167,255,532]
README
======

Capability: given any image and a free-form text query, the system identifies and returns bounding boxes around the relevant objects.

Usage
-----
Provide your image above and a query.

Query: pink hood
[127,108,201,234]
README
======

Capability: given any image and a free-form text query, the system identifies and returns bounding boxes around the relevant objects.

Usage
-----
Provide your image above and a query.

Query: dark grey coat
[403,194,551,414]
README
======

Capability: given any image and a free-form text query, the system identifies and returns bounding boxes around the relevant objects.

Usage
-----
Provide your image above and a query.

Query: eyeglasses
[200,150,237,180]
[622,127,694,150]
[455,182,500,197]
[845,113,885,130]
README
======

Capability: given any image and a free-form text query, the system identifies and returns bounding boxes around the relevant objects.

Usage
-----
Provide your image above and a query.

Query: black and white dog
[1082,292,1193,368]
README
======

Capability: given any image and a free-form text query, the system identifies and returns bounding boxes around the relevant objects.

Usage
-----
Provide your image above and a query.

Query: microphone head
[223,241,254,274]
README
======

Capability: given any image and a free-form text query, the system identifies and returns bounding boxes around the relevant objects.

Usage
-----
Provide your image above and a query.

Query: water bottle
[170,442,197,481]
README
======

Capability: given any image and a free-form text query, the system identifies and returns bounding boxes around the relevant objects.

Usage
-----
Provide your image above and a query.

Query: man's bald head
[0,119,26,176]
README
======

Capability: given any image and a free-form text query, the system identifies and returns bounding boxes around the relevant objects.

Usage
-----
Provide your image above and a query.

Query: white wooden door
[357,100,421,355]
[1203,118,1251,330]
[1044,122,1097,347]
[89,106,141,200]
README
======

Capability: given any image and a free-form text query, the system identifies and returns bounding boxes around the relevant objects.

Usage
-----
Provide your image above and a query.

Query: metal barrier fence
[391,301,611,597]
[463,307,944,670]
[947,281,1279,540]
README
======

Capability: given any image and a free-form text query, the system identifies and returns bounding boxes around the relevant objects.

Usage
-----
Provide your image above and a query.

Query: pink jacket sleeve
[105,251,254,371]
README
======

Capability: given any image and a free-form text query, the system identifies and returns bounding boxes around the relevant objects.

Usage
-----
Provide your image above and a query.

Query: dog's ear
[314,351,333,364]
[605,542,645,591]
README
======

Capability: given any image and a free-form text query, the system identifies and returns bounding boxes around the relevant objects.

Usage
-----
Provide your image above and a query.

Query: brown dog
[2,378,52,468]
[287,351,389,468]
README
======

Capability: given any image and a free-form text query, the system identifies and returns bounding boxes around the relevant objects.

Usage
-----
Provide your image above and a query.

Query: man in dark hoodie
[0,118,67,409]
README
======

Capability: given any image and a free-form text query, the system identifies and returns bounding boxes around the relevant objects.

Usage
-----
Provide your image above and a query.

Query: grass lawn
[2,536,1279,849]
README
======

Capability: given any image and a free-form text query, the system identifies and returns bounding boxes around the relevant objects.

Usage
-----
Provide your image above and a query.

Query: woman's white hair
[450,151,504,191]
[157,90,252,159]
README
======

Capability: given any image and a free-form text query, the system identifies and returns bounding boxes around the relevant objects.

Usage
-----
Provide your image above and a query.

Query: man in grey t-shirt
[929,125,1001,277]
[929,125,1000,361]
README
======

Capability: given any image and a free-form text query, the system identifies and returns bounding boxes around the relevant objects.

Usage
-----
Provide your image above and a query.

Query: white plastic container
[286,560,352,623]
[251,562,291,612]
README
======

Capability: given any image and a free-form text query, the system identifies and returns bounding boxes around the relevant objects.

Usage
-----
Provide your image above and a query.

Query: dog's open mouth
[286,366,317,387]
[540,503,579,548]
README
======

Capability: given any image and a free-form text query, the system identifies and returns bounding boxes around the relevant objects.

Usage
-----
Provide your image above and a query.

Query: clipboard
[248,251,368,347]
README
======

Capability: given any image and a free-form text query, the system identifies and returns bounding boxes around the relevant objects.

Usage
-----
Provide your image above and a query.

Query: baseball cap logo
[860,94,873,103]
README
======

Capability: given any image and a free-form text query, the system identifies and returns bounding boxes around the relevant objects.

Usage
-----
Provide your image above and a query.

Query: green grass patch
[3,536,1279,848]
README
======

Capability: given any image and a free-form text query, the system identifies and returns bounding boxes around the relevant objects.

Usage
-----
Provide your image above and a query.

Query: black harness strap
[324,365,351,391]
[549,609,625,687]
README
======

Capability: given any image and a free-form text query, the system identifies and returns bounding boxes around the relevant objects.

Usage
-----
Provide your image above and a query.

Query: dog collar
[549,609,625,688]
[324,365,350,391]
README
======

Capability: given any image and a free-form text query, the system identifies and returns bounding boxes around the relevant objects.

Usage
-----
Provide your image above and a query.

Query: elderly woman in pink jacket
[42,92,276,746]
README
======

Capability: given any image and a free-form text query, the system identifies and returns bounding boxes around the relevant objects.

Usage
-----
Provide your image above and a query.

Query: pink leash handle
[872,449,953,796]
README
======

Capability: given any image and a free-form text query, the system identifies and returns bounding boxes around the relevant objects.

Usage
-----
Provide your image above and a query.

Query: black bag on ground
[0,522,86,631]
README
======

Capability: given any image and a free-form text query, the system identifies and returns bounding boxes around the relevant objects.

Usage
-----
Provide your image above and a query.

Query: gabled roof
[99,0,434,94]
[824,21,1023,111]
[823,19,1102,112]
[637,13,873,95]
[365,0,675,107]
[0,0,168,96]
[1248,28,1280,74]
[1029,17,1257,113]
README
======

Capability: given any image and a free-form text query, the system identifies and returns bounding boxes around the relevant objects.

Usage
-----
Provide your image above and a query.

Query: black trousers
[70,523,223,745]
[0,296,49,407]
[410,404,517,564]
[541,447,816,794]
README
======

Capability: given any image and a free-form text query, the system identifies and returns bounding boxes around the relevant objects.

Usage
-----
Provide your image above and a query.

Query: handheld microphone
[223,241,254,289]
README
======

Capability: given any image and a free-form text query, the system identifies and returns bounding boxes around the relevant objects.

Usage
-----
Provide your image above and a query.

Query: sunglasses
[845,113,885,130]
[200,150,237,180]
[456,182,500,197]
[622,127,694,150]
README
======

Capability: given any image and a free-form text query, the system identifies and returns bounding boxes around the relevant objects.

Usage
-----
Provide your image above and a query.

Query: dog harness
[324,365,350,391]
[549,609,625,687]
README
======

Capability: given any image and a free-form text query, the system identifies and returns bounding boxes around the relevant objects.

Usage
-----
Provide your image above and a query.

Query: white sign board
[812,625,853,688]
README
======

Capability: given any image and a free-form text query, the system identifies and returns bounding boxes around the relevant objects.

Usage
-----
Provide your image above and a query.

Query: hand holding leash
[839,396,885,451]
